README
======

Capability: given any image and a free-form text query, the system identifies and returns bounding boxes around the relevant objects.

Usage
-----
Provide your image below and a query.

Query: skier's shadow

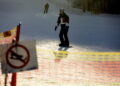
[53,47,69,63]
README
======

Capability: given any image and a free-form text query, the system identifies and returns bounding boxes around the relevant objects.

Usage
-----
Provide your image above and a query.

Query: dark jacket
[57,13,69,26]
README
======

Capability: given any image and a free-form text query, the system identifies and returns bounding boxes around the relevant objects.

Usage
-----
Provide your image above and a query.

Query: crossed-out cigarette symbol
[6,44,30,69]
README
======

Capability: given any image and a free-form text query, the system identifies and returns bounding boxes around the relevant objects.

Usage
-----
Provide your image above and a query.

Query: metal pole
[10,23,21,86]
[4,74,8,86]
[10,73,17,86]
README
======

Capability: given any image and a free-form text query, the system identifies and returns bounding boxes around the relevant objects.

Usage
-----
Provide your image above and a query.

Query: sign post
[10,23,21,86]
[4,74,8,86]
[10,73,17,86]
[1,22,38,86]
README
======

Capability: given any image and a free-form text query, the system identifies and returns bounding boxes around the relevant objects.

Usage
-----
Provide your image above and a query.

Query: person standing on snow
[55,9,70,47]
[44,3,49,14]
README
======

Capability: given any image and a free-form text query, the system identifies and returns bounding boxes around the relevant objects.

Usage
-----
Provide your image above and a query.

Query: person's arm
[66,14,69,28]
[55,16,61,31]
[67,16,69,24]
[57,16,61,26]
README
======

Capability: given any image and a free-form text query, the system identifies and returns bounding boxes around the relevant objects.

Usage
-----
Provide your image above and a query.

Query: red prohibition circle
[6,44,30,69]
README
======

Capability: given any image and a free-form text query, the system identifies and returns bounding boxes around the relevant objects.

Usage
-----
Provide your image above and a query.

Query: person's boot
[64,43,69,47]
[59,43,64,47]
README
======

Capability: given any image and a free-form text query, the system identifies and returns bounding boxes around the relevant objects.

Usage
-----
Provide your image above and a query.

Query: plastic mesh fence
[0,49,120,86]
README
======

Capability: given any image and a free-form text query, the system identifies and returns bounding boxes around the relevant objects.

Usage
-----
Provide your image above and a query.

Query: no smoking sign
[1,40,38,74]
[6,44,30,69]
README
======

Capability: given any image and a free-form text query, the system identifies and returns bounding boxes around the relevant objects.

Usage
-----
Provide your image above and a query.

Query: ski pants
[59,24,69,45]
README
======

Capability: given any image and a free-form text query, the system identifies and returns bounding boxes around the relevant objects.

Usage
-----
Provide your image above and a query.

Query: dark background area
[71,0,120,14]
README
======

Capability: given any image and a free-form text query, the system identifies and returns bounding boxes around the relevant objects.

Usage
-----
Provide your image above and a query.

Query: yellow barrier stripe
[37,48,120,55]
[38,57,120,61]
[37,54,120,58]
[36,49,120,61]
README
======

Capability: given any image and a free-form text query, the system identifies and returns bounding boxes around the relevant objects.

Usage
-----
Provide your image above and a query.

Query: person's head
[59,9,65,15]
